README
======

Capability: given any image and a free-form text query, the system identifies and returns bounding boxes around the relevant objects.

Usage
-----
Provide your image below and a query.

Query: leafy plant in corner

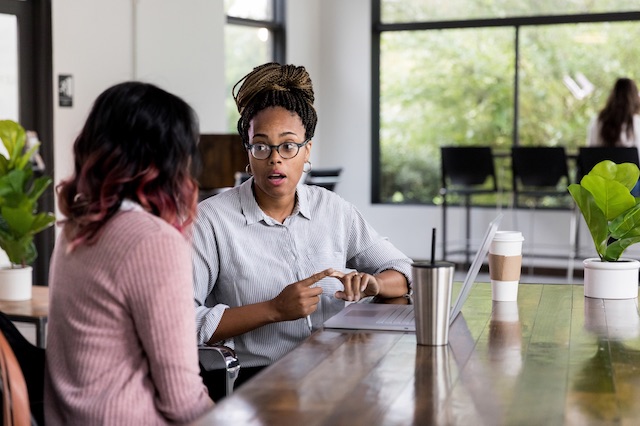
[568,160,640,262]
[0,120,55,268]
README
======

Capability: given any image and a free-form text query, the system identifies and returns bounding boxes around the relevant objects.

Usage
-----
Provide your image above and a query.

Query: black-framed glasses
[245,139,310,160]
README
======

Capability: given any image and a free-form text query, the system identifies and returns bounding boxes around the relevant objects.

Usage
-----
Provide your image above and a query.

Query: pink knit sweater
[45,209,213,425]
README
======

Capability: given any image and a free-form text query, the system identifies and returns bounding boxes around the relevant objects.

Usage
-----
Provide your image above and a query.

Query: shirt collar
[239,179,311,225]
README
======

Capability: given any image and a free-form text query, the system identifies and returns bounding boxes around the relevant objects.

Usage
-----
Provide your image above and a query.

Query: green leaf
[604,236,640,262]
[0,120,24,163]
[26,176,52,203]
[581,175,636,221]
[610,204,640,239]
[1,206,34,236]
[568,183,608,258]
[30,213,55,235]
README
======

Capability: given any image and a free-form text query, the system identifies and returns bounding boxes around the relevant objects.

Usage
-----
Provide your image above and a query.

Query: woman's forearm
[207,301,279,344]
[375,270,410,299]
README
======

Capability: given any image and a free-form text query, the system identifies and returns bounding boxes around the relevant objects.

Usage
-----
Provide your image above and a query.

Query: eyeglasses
[245,139,310,160]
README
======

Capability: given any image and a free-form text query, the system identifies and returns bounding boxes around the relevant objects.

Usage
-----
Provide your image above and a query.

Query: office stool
[440,146,499,266]
[305,167,343,191]
[511,146,574,280]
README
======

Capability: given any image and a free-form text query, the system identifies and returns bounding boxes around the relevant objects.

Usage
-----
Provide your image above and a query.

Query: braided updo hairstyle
[233,62,317,145]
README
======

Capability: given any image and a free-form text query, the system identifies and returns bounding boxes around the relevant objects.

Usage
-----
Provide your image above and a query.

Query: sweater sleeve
[119,227,213,423]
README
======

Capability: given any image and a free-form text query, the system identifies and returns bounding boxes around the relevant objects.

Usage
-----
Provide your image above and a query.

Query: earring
[303,161,312,173]
[245,164,253,176]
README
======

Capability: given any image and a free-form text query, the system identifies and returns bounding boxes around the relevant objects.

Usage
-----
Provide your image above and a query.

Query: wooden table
[190,283,640,425]
[0,285,48,347]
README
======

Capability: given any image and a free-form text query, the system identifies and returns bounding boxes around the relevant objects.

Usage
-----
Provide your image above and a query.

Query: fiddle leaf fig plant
[0,120,55,268]
[568,160,640,262]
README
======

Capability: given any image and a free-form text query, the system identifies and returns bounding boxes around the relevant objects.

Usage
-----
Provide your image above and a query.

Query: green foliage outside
[381,0,640,23]
[379,13,640,206]
[225,25,272,133]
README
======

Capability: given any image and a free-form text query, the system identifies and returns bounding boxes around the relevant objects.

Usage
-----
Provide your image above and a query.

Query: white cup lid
[492,231,524,242]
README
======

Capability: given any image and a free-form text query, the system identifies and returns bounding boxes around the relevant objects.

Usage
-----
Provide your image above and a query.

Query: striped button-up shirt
[192,180,412,367]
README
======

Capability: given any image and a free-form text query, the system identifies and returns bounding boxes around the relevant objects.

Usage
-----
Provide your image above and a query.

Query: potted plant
[568,160,640,299]
[0,120,55,300]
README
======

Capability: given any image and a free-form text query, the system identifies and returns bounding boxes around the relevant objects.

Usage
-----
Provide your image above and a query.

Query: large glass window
[374,2,640,206]
[380,27,514,203]
[381,1,640,23]
[519,22,640,149]
[224,0,285,132]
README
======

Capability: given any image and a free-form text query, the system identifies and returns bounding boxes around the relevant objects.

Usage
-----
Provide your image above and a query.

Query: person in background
[587,77,640,148]
[193,62,413,399]
[45,82,213,424]
[586,77,640,194]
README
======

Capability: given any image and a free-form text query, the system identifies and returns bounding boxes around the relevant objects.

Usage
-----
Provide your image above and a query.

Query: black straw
[431,228,436,265]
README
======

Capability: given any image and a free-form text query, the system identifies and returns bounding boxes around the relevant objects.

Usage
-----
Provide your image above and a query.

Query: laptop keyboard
[376,305,414,325]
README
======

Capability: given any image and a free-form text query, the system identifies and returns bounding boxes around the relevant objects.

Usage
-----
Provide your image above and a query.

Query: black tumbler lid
[412,261,455,269]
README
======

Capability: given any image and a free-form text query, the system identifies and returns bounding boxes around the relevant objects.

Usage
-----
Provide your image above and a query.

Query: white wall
[135,0,225,133]
[52,0,134,187]
[50,0,597,268]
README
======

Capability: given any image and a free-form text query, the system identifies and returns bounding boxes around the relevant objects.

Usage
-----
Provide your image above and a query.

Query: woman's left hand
[332,271,379,302]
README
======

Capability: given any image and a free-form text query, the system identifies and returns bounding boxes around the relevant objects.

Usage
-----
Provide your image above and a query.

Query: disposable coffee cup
[489,231,524,302]
[411,261,455,346]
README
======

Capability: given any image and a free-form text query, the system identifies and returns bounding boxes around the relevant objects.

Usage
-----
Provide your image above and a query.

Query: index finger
[302,268,335,287]
[329,270,346,279]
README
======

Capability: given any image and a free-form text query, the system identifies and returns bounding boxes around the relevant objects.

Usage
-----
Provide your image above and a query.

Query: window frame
[226,0,286,64]
[371,2,640,204]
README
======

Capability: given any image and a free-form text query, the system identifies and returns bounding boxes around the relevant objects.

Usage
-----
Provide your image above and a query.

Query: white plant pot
[0,266,33,301]
[583,258,640,299]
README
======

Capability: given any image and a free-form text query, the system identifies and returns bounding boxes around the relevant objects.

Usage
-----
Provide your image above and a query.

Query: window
[0,13,18,121]
[373,1,640,206]
[225,0,285,132]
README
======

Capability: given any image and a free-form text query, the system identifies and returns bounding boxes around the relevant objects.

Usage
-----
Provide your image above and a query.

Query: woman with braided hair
[192,63,412,399]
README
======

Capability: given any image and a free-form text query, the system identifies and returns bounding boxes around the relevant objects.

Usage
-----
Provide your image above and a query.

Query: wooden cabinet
[197,134,247,189]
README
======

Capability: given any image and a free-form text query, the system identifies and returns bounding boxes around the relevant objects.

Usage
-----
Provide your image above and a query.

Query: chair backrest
[511,146,569,188]
[234,172,251,187]
[305,168,343,191]
[441,146,497,191]
[0,312,44,426]
[0,328,31,426]
[576,147,640,182]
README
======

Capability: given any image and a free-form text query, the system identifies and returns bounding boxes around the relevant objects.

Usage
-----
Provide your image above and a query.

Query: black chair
[511,147,574,279]
[234,172,251,186]
[198,345,240,401]
[305,168,343,191]
[511,147,571,208]
[576,146,640,183]
[440,146,499,265]
[0,311,44,426]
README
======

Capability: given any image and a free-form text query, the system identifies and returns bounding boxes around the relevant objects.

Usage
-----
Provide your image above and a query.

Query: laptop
[323,213,503,332]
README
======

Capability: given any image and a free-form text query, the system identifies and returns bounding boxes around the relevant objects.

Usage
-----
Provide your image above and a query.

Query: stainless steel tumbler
[412,261,455,346]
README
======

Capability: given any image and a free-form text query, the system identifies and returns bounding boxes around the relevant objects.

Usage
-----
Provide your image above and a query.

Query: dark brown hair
[57,81,200,250]
[598,77,640,147]
[232,62,317,144]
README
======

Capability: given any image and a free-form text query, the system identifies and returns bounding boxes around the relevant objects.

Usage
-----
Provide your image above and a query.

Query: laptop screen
[448,213,502,325]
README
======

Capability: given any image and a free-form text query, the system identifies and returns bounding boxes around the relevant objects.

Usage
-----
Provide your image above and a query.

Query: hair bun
[233,62,314,114]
